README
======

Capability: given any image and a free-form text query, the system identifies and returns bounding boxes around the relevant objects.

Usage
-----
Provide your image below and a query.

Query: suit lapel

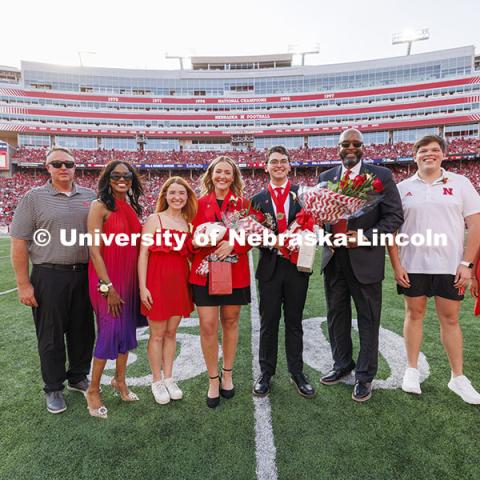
[204,196,218,223]
[260,183,300,229]
[261,190,276,219]
[331,165,343,183]
[359,161,369,175]
[288,185,298,224]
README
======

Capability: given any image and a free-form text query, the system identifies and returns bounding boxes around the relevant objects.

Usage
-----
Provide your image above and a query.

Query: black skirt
[192,284,251,306]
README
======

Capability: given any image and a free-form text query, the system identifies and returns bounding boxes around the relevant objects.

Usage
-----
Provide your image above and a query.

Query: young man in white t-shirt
[388,135,480,404]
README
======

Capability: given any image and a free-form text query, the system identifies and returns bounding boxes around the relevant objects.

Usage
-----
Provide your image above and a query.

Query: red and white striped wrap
[196,259,210,276]
[302,187,366,225]
[237,216,272,237]
[195,216,273,276]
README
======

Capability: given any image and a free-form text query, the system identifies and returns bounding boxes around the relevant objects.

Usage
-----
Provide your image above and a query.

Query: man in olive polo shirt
[11,147,96,414]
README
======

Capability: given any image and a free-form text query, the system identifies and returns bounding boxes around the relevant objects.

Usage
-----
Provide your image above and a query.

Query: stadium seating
[2,159,480,226]
[10,138,480,167]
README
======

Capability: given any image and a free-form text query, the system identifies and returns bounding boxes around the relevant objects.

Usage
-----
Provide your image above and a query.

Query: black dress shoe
[253,373,271,397]
[207,395,220,408]
[220,368,235,399]
[207,375,220,408]
[352,381,372,402]
[320,369,352,385]
[290,373,315,398]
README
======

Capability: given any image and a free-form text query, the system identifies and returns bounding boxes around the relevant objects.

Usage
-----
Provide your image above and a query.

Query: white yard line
[0,287,17,296]
[249,253,278,480]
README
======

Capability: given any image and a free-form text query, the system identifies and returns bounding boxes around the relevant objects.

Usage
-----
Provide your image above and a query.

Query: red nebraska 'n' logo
[443,188,453,195]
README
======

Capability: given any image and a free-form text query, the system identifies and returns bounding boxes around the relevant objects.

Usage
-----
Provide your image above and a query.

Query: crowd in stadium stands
[2,160,480,226]
[11,138,480,166]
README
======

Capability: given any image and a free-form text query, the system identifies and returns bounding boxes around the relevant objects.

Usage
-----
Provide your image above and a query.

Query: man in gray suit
[319,129,403,401]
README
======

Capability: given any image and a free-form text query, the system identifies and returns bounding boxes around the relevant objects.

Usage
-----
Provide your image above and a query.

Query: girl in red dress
[138,177,197,405]
[190,156,251,408]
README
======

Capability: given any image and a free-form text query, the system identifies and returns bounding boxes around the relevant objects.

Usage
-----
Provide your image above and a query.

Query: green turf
[266,252,480,480]
[1,245,480,479]
[0,237,16,292]
[0,259,256,480]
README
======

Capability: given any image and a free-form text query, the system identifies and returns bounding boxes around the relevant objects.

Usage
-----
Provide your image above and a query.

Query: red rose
[252,208,265,224]
[373,178,384,193]
[352,175,366,189]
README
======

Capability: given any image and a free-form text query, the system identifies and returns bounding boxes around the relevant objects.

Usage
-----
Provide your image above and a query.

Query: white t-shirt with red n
[397,168,480,275]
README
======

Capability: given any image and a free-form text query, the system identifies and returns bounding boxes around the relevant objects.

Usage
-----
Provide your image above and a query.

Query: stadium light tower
[300,48,320,66]
[77,51,96,67]
[392,28,430,56]
[288,43,320,66]
[166,54,185,70]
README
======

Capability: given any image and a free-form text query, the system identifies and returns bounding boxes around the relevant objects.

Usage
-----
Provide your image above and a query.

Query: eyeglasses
[48,160,75,169]
[110,172,133,181]
[339,141,363,148]
[268,159,289,165]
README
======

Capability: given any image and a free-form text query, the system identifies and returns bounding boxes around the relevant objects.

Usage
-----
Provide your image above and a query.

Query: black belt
[37,263,88,271]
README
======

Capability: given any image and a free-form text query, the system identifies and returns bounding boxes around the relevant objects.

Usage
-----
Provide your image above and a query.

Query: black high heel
[207,375,220,409]
[220,368,235,399]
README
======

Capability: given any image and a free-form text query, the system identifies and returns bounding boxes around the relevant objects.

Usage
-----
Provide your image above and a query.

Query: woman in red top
[190,156,251,408]
[138,177,197,405]
[86,161,145,419]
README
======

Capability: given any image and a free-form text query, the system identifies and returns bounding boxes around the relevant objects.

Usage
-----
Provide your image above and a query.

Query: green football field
[1,234,480,480]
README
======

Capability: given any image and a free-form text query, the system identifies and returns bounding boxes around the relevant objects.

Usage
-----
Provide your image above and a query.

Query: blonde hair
[200,156,244,197]
[46,146,74,162]
[155,176,198,223]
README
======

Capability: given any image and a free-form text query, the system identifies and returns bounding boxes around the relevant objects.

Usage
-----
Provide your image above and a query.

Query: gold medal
[277,212,285,220]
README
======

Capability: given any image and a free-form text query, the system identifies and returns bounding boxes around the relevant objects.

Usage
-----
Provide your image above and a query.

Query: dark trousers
[31,265,95,393]
[258,257,309,376]
[324,248,381,383]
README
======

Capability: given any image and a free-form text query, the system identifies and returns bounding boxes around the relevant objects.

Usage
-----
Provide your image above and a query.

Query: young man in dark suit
[252,145,315,398]
[319,129,404,401]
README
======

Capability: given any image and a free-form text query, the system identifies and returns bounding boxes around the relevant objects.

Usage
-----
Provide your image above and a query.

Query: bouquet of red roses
[195,203,276,277]
[279,173,384,272]
[299,172,384,226]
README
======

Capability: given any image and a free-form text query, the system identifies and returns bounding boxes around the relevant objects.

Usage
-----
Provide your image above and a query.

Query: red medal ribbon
[268,181,291,233]
[209,189,234,222]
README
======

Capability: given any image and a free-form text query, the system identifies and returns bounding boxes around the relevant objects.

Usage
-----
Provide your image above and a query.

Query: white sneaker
[402,367,421,395]
[164,377,183,400]
[151,380,170,404]
[448,375,480,405]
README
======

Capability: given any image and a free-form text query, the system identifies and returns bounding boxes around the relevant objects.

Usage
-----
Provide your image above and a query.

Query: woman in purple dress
[85,161,145,419]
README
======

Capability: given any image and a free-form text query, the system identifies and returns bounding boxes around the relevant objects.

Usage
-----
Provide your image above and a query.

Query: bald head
[339,128,363,144]
[338,129,364,167]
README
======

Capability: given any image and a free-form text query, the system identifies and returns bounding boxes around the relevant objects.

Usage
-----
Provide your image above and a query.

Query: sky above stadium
[2,0,479,70]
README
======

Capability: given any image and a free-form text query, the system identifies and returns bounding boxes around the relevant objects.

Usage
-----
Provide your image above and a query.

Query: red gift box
[208,261,233,295]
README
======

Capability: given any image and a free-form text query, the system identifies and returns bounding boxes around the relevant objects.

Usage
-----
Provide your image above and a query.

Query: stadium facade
[0,46,479,171]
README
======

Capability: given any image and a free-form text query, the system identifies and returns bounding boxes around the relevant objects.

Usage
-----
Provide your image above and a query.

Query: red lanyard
[209,189,234,221]
[267,181,291,232]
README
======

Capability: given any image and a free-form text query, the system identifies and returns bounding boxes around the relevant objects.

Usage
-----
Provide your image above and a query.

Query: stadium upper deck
[0,46,479,153]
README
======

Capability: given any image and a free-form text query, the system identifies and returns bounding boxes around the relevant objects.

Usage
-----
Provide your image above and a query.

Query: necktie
[271,187,287,233]
[342,168,352,181]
